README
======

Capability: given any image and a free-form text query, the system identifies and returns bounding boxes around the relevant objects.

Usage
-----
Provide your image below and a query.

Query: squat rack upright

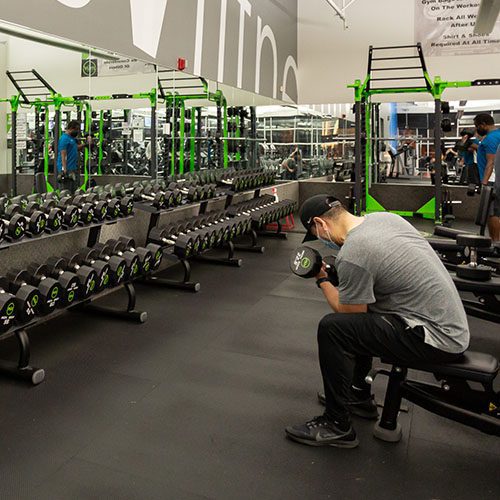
[349,43,500,222]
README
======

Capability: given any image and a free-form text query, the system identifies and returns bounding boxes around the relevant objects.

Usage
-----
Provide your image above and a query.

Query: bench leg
[373,366,407,442]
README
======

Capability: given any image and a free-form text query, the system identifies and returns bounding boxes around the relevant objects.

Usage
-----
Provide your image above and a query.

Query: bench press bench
[367,352,500,442]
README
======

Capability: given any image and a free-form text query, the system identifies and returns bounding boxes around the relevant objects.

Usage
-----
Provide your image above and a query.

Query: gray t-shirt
[335,213,470,353]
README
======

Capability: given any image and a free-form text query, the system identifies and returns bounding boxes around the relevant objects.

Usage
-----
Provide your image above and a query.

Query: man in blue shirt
[56,120,82,192]
[473,113,500,241]
[457,129,479,184]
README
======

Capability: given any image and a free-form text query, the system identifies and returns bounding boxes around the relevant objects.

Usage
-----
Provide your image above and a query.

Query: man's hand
[315,262,329,280]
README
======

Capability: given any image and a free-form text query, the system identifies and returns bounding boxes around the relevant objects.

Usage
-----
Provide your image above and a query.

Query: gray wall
[298,180,480,222]
[0,0,298,102]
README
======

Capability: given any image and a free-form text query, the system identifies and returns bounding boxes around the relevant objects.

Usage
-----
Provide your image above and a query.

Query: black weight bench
[367,351,500,442]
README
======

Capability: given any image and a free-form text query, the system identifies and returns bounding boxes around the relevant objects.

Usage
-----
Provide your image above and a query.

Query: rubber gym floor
[0,228,498,500]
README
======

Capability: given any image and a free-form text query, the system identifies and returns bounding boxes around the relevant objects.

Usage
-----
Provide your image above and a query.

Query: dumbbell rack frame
[0,217,146,386]
[226,188,289,251]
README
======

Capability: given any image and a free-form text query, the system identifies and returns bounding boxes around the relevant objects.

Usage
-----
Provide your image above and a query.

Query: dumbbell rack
[135,195,244,292]
[225,188,289,251]
[0,216,145,386]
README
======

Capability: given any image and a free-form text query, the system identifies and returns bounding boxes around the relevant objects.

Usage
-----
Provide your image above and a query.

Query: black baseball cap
[300,195,342,242]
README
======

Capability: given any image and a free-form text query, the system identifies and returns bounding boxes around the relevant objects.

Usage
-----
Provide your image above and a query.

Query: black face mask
[476,126,487,137]
[69,130,78,138]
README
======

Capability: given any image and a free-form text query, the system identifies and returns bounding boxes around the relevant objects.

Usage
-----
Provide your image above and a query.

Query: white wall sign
[82,56,155,77]
[133,129,144,142]
[415,0,500,56]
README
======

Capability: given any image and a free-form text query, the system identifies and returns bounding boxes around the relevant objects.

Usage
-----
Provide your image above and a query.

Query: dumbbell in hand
[0,271,41,323]
[289,246,339,285]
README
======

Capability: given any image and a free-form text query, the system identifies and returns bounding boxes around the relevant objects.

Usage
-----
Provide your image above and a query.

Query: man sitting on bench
[285,195,470,448]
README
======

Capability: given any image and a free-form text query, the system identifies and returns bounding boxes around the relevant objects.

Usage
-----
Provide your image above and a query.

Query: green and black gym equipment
[11,196,47,237]
[71,194,97,224]
[44,258,80,306]
[455,234,494,282]
[0,272,41,324]
[110,237,154,275]
[25,265,62,314]
[350,42,500,222]
[75,249,112,290]
[289,246,339,285]
[0,285,17,332]
[148,226,198,260]
[46,256,97,300]
[26,195,64,232]
[0,198,27,241]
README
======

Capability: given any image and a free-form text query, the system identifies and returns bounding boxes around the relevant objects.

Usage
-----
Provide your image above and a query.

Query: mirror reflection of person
[281,146,301,180]
[56,120,86,192]
[473,113,500,241]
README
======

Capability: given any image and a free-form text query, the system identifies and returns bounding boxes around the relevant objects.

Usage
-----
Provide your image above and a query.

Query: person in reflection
[56,120,86,192]
[281,146,301,180]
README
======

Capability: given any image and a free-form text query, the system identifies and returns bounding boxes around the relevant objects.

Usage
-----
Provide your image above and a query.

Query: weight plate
[289,246,322,279]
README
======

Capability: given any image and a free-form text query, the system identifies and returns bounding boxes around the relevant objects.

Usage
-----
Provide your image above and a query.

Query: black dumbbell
[11,195,47,237]
[148,227,196,259]
[0,198,26,241]
[167,182,202,202]
[76,249,113,290]
[46,256,98,299]
[132,185,166,208]
[455,234,494,281]
[0,284,17,332]
[289,246,339,284]
[195,214,240,243]
[44,195,80,229]
[79,193,109,222]
[27,195,64,233]
[93,241,141,280]
[80,241,127,282]
[71,195,97,224]
[0,271,41,323]
[45,258,80,305]
[116,236,162,274]
[83,246,127,286]
[25,264,62,314]
[149,183,178,208]
[467,183,481,197]
[183,220,214,252]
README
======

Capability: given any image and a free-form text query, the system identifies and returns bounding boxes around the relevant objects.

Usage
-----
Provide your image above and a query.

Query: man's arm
[319,280,367,313]
[316,266,368,313]
[61,149,67,173]
[482,154,495,185]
